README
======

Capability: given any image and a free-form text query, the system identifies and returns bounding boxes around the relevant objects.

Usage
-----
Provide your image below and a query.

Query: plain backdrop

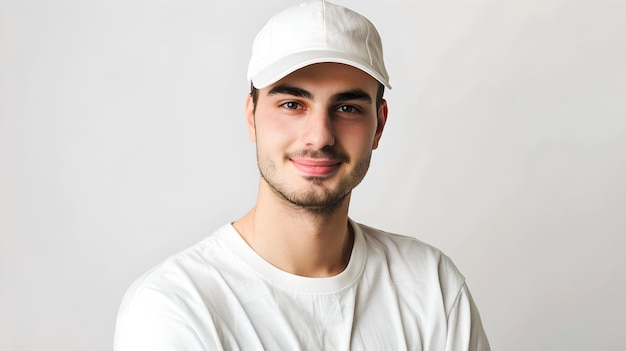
[1,0,625,350]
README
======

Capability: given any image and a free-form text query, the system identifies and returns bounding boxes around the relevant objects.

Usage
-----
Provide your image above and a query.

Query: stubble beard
[257,146,372,216]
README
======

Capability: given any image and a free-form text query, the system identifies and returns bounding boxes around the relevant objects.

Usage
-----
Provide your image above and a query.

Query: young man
[114,1,490,350]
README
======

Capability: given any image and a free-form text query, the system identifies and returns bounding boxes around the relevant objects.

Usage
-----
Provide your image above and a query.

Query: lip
[290,158,342,177]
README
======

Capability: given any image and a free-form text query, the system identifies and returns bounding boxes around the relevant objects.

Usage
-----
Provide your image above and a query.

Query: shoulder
[354,221,466,310]
[356,221,460,272]
[114,224,237,349]
[116,224,236,321]
[129,226,229,289]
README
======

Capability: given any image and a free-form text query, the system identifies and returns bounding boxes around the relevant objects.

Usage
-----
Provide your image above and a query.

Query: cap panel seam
[322,0,327,46]
[366,22,373,65]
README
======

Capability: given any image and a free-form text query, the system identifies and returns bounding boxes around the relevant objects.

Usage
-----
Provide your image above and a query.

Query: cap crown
[247,0,391,89]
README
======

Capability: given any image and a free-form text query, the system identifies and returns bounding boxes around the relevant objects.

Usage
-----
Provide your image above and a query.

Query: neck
[233,179,354,277]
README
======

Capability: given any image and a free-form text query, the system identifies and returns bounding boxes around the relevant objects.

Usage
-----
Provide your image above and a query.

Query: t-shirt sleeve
[445,283,491,351]
[114,285,221,351]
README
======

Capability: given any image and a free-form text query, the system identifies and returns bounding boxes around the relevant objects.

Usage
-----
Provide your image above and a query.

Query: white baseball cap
[247,0,391,89]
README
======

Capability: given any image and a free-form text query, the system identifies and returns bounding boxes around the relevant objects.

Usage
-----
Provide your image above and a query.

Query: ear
[245,93,257,142]
[372,99,388,150]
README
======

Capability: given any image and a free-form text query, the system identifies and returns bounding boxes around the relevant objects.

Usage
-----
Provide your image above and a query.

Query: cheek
[337,125,377,152]
[254,119,296,154]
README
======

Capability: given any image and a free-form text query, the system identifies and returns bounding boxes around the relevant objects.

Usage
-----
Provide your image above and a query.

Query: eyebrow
[331,89,372,104]
[267,85,313,99]
[267,85,372,104]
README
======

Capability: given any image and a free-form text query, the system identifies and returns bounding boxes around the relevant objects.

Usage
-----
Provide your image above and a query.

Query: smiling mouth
[290,158,342,177]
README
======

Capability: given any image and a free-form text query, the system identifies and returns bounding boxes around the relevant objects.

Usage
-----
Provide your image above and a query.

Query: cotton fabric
[114,220,490,350]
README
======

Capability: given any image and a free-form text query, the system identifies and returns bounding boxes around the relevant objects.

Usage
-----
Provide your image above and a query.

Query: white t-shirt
[114,221,490,350]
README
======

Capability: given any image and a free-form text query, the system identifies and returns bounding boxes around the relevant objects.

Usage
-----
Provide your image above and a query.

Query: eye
[336,105,360,113]
[281,101,302,110]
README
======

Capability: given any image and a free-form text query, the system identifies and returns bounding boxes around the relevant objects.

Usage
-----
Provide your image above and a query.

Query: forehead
[263,63,379,97]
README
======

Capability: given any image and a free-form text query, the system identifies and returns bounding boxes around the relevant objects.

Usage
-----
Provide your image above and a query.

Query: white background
[1,0,625,350]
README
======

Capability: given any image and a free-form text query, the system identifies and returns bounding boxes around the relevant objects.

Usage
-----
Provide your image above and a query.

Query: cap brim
[248,50,391,89]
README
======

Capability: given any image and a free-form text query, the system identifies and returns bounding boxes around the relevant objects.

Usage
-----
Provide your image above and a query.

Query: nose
[303,109,335,149]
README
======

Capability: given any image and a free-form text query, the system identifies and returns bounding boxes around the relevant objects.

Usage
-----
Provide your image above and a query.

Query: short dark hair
[250,82,385,113]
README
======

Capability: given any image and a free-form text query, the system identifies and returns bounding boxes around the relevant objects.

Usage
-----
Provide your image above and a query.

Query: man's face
[246,63,388,213]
